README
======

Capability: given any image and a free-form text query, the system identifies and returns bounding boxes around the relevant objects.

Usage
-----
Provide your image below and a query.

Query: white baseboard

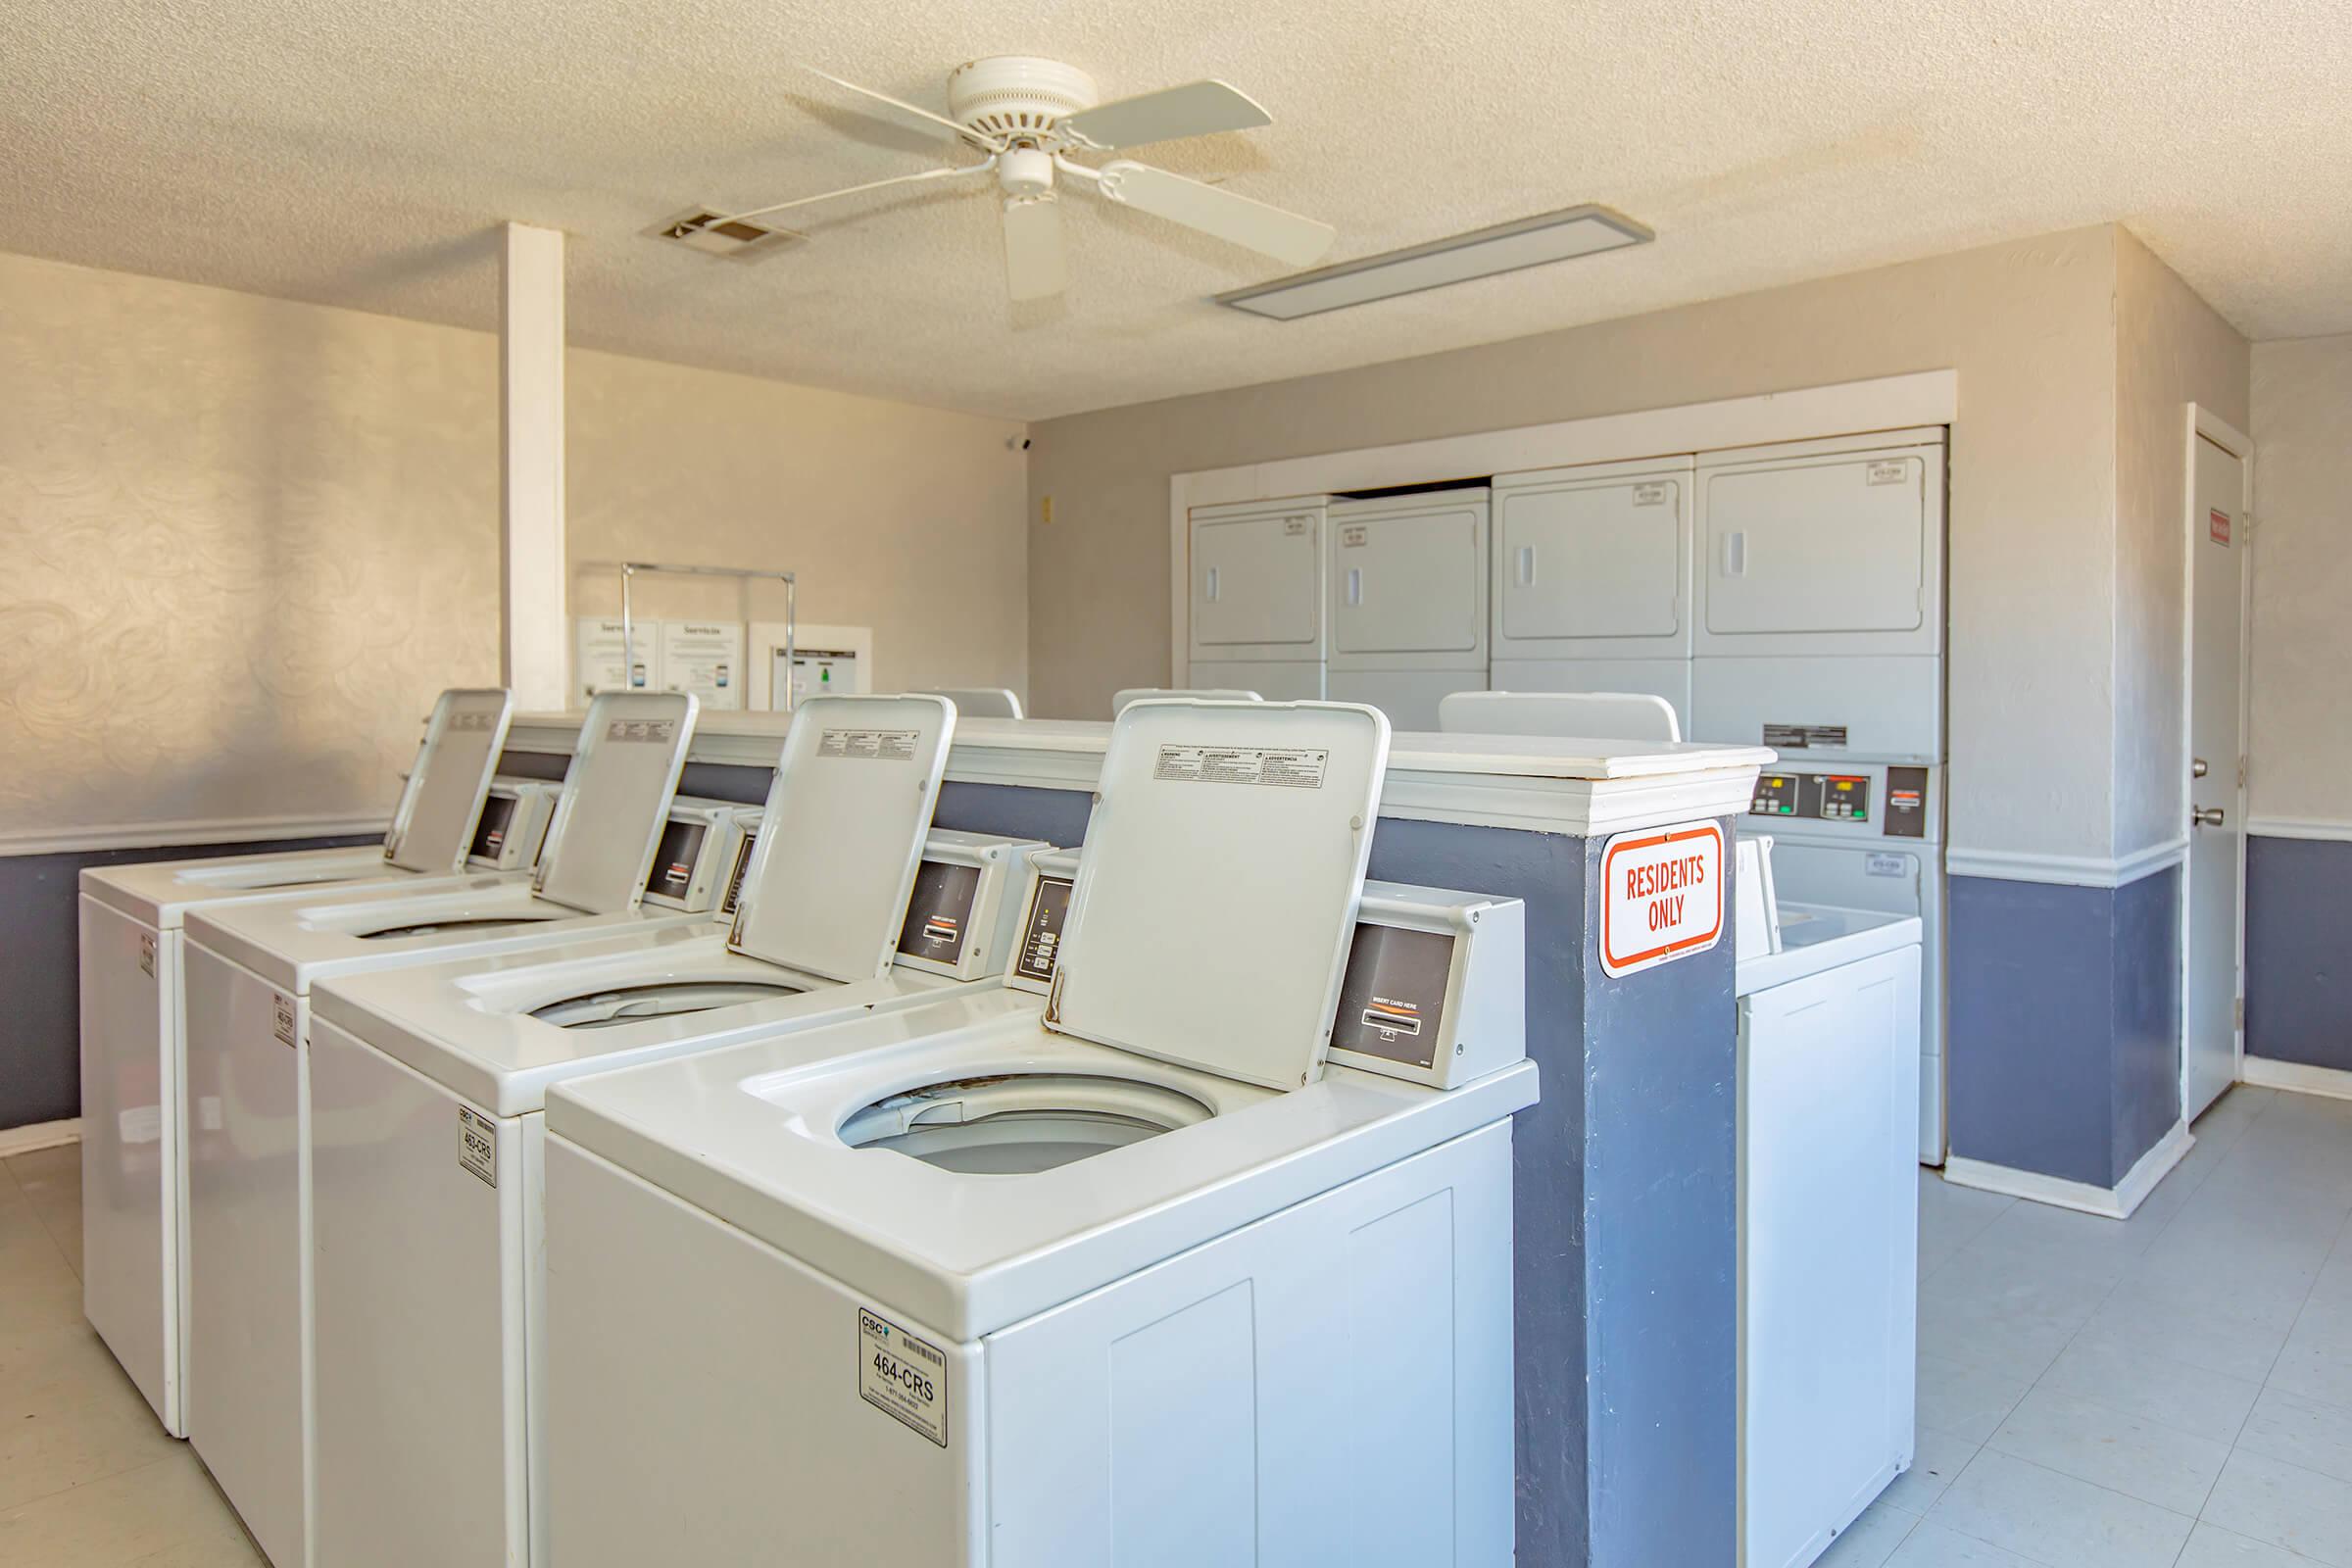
[0,1117,81,1158]
[2242,1056,2352,1102]
[1943,1120,2194,1220]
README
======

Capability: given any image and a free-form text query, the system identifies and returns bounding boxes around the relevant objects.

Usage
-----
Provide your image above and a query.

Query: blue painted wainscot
[2247,833,2352,1075]
[1946,864,2182,1198]
[501,710,1770,1568]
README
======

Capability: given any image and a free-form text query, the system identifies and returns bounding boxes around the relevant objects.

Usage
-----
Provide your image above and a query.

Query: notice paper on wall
[575,618,661,701]
[661,621,746,710]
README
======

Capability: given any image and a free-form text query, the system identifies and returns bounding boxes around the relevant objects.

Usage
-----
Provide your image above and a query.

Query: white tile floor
[1835,1085,2352,1568]
[0,1143,262,1566]
[1,1085,2346,1565]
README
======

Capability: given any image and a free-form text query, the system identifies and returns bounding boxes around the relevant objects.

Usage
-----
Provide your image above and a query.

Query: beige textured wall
[0,251,503,841]
[2111,231,2251,858]
[566,352,1029,700]
[1028,226,2122,861]
[0,250,1030,845]
[2247,334,2352,828]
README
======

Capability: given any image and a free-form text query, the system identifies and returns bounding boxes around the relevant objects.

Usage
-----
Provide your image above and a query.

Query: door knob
[2191,758,2210,779]
[2191,806,2227,828]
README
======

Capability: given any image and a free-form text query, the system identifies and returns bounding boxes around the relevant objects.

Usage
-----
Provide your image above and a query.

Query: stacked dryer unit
[1323,487,1491,730]
[1689,429,1949,1162]
[1184,497,1329,702]
[1490,457,1696,735]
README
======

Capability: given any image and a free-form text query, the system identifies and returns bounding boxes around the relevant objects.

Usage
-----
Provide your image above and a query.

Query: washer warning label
[604,718,678,745]
[138,935,157,977]
[1152,745,1328,789]
[271,993,298,1048]
[458,1106,498,1189]
[858,1307,948,1446]
[818,729,919,762]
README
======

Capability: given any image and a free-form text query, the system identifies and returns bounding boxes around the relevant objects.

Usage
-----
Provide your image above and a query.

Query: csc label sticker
[858,1307,948,1446]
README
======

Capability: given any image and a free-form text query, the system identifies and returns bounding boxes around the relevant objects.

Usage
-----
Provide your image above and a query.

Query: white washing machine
[1325,487,1490,728]
[1740,763,1945,1162]
[1738,888,1922,1568]
[540,700,1539,1567]
[1490,456,1696,734]
[1186,496,1329,700]
[302,696,1042,1568]
[75,686,515,1438]
[175,689,711,1568]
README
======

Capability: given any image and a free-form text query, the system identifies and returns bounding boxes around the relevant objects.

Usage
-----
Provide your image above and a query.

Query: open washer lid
[532,691,700,915]
[1048,699,1390,1090]
[725,693,956,982]
[380,688,514,873]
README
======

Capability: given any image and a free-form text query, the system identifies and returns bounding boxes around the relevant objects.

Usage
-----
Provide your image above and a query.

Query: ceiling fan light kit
[668,55,1337,303]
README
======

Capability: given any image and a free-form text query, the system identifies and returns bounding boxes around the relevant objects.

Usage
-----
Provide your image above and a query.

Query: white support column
[500,221,570,710]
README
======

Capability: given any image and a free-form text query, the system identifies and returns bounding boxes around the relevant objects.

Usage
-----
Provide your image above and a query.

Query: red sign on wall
[2210,508,2232,546]
[1599,820,1726,978]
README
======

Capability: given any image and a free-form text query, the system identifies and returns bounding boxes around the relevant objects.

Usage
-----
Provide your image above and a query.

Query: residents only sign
[1599,820,1726,977]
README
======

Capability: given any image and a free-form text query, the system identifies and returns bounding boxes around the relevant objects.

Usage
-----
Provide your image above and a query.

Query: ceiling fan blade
[1093,161,1335,268]
[1057,79,1272,151]
[1002,196,1069,302]
[708,162,992,228]
[806,66,1001,148]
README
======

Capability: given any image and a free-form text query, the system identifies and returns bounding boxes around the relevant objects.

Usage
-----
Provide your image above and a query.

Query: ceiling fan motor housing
[948,56,1100,146]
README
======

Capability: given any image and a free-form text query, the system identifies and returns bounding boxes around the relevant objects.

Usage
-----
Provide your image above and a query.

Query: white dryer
[1490,456,1696,733]
[1185,496,1329,700]
[302,696,1043,1568]
[75,685,515,1438]
[1325,487,1490,728]
[174,689,709,1568]
[540,700,1539,1568]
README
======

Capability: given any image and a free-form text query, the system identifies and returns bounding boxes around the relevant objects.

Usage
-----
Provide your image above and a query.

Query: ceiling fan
[684,57,1337,301]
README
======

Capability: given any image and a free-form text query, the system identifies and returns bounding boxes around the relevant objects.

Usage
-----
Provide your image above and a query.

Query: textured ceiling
[5,0,2346,419]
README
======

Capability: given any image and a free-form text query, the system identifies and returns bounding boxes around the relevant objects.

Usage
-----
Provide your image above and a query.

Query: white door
[2183,421,2249,1121]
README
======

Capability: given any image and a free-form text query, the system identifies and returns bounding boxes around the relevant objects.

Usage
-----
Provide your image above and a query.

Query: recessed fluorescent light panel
[1215,205,1651,320]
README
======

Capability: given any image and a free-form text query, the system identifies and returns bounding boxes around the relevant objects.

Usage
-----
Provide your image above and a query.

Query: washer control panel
[1008,850,1080,996]
[466,777,560,871]
[1329,925,1456,1071]
[891,831,1050,982]
[1008,853,1531,1089]
[1327,883,1525,1089]
[640,799,758,913]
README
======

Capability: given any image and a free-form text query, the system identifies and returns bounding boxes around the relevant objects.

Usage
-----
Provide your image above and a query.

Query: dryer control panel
[1747,764,1932,840]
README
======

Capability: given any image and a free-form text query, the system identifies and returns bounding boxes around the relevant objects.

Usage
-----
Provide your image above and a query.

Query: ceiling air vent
[648,209,799,260]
